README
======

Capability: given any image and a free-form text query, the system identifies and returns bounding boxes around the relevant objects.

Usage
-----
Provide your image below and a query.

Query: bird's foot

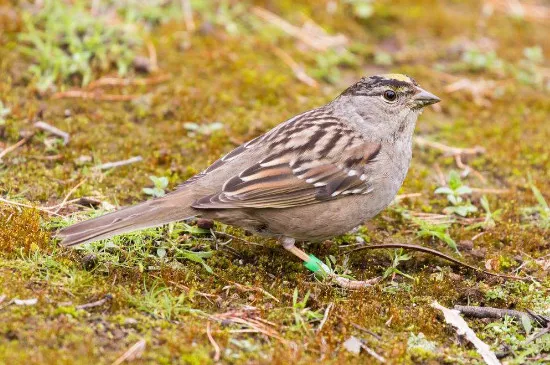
[330,275,381,289]
[280,237,380,289]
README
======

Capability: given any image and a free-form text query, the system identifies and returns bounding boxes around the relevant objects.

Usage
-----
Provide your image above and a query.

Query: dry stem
[206,322,221,362]
[272,47,318,87]
[93,156,143,171]
[251,7,347,51]
[34,121,70,145]
[0,132,35,161]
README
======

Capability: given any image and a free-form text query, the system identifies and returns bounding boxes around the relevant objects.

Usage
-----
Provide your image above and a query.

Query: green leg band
[304,254,331,278]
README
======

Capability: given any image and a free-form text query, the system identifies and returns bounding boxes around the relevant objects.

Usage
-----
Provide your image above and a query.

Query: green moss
[0,207,49,257]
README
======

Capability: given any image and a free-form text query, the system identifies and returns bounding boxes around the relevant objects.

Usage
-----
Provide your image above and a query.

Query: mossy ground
[1,1,549,364]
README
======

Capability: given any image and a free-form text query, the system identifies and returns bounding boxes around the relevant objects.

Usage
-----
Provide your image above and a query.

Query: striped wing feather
[192,119,381,209]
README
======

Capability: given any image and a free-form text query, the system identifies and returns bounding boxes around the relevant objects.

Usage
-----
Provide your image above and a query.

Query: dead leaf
[14,298,37,306]
[343,336,362,354]
[432,301,500,365]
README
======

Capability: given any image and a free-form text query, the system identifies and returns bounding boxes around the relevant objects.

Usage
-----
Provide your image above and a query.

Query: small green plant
[484,315,550,364]
[407,332,437,356]
[183,122,224,137]
[435,171,478,217]
[19,0,141,91]
[515,46,547,90]
[143,175,169,197]
[450,45,548,91]
[461,49,504,73]
[485,315,523,338]
[190,0,250,36]
[382,281,413,294]
[469,196,502,230]
[382,249,414,281]
[485,286,506,301]
[174,247,213,274]
[115,0,184,26]
[522,179,550,229]
[374,50,393,66]
[290,288,323,334]
[127,280,202,321]
[323,254,355,280]
[0,101,10,126]
[430,266,452,282]
[523,46,544,64]
[415,219,459,254]
[310,49,358,84]
[344,0,375,19]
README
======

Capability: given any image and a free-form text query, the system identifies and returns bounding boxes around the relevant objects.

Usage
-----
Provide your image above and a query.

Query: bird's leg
[280,237,380,289]
[280,237,310,261]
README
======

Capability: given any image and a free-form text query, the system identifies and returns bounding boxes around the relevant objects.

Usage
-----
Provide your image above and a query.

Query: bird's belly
[248,193,391,241]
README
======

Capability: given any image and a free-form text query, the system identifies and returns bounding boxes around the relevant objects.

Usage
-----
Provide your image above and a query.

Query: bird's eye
[383,90,397,102]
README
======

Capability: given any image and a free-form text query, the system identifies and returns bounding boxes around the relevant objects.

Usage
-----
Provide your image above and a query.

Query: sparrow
[58,74,440,288]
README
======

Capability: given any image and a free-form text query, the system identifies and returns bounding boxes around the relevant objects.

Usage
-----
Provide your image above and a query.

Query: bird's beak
[413,87,440,108]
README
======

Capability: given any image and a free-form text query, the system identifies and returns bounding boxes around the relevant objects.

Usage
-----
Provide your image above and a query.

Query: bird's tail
[57,190,197,247]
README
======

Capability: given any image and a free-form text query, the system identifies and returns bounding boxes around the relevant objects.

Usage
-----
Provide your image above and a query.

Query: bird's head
[339,74,440,141]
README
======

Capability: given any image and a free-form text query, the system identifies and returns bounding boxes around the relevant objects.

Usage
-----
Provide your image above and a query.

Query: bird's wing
[192,113,381,209]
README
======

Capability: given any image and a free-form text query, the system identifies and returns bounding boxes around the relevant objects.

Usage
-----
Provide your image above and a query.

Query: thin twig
[76,294,113,310]
[28,154,63,161]
[0,132,36,161]
[471,188,510,195]
[433,163,447,186]
[524,310,550,344]
[87,74,170,89]
[317,302,333,334]
[34,121,70,145]
[251,7,347,51]
[360,343,386,363]
[147,42,159,73]
[52,90,140,101]
[415,137,486,157]
[455,154,487,184]
[111,339,146,365]
[350,322,382,340]
[408,211,455,225]
[417,137,488,184]
[525,327,550,345]
[53,178,87,214]
[454,305,531,321]
[206,322,221,362]
[181,0,195,32]
[47,196,104,211]
[212,231,264,246]
[391,193,422,205]
[395,193,422,200]
[444,78,496,107]
[221,281,280,302]
[210,307,285,343]
[93,156,143,171]
[0,197,63,216]
[166,280,219,303]
[272,47,318,87]
[343,243,529,281]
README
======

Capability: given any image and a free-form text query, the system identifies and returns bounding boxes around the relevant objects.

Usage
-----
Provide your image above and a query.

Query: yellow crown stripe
[380,73,411,82]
